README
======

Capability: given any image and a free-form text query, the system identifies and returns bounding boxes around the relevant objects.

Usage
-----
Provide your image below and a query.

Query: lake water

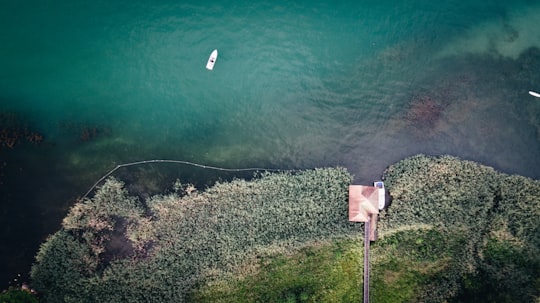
[1,0,540,287]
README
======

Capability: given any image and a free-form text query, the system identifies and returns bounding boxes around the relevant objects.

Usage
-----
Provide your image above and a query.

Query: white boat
[206,49,218,70]
[373,181,385,210]
[529,91,540,98]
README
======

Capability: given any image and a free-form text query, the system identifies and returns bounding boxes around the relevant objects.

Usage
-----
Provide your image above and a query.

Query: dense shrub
[380,154,540,302]
[196,155,539,302]
[31,168,358,302]
[0,288,38,303]
[30,155,540,302]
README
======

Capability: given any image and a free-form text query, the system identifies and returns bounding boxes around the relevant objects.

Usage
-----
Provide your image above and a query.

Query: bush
[31,168,359,302]
[30,155,540,302]
[196,155,540,302]
[0,288,38,303]
[380,154,540,302]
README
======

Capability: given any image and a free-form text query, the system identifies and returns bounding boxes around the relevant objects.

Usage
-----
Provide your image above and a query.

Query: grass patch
[371,228,461,303]
[452,237,540,302]
[193,241,362,303]
[194,228,461,303]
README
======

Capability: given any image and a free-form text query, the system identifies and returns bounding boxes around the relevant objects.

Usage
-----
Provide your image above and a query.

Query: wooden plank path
[364,220,371,303]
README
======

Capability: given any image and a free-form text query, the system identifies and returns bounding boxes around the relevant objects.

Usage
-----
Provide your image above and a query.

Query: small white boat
[373,181,385,210]
[529,91,540,98]
[206,49,218,70]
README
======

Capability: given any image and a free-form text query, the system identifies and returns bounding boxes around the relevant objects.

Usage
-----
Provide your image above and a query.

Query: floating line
[82,159,293,199]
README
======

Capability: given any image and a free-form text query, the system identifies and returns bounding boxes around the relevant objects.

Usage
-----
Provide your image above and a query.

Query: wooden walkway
[348,183,385,303]
[364,219,371,303]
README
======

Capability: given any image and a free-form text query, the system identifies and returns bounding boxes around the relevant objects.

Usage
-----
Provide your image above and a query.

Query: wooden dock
[348,183,385,303]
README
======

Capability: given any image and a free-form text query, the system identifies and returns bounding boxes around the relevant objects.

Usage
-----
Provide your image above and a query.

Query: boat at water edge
[374,181,385,210]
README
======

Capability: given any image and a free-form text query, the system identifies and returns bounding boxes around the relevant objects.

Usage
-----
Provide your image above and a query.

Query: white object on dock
[529,91,540,98]
[206,49,218,70]
[374,181,385,210]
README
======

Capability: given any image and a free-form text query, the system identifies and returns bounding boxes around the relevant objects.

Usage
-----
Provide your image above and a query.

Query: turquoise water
[1,0,540,286]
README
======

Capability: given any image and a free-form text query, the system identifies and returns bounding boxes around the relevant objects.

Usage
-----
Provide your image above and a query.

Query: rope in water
[82,159,292,199]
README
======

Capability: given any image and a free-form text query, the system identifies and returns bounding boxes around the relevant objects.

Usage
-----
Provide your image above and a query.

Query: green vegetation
[193,240,362,303]
[194,228,460,303]
[30,155,540,302]
[370,228,463,303]
[380,155,540,302]
[196,155,540,303]
[31,168,359,302]
[0,288,38,303]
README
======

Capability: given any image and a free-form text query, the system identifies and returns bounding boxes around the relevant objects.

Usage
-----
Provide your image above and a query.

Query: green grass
[452,237,540,303]
[370,228,462,303]
[193,241,362,303]
[194,228,463,303]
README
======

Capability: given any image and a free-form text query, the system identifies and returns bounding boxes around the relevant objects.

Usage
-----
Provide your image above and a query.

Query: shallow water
[1,0,540,286]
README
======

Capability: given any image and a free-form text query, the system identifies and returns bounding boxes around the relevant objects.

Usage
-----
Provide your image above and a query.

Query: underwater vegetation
[404,95,444,130]
[0,111,44,150]
[0,111,45,187]
[58,121,112,143]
